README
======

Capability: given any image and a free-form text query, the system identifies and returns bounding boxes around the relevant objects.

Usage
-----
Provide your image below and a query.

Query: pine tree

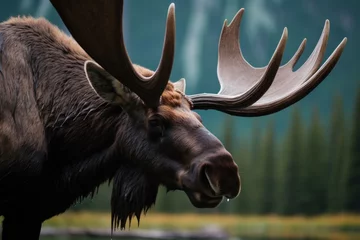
[344,88,360,212]
[258,120,276,214]
[338,126,351,213]
[279,107,305,215]
[327,95,347,213]
[249,120,264,214]
[302,107,328,215]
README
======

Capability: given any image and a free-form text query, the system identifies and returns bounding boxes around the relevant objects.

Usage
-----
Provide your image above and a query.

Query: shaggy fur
[111,166,159,230]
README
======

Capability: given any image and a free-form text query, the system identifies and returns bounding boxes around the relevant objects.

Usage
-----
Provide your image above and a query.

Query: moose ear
[173,78,186,94]
[84,60,133,106]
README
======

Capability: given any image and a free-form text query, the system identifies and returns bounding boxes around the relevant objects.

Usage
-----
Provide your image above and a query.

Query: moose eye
[149,118,161,128]
[148,117,165,140]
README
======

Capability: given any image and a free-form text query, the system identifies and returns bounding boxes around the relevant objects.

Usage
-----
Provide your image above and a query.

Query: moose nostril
[199,163,221,196]
[206,151,241,198]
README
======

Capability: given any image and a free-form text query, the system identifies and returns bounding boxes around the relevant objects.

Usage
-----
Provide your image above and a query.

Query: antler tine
[223,36,347,116]
[283,38,307,69]
[281,20,330,82]
[188,8,288,110]
[222,20,347,116]
[50,0,176,108]
[188,9,347,117]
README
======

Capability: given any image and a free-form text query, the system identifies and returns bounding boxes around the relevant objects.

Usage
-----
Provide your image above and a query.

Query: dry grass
[42,212,360,239]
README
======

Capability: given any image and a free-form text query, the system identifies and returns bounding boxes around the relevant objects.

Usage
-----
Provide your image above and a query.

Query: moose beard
[111,165,159,231]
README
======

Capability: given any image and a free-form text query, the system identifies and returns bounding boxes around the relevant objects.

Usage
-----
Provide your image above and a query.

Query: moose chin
[0,0,346,239]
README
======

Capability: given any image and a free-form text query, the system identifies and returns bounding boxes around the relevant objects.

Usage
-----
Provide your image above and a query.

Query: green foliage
[279,108,306,215]
[302,108,328,215]
[327,95,348,212]
[257,120,276,214]
[345,88,360,212]
[244,121,263,214]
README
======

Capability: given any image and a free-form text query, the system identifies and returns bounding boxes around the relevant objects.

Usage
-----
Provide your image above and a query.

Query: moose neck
[33,50,125,163]
[18,19,133,193]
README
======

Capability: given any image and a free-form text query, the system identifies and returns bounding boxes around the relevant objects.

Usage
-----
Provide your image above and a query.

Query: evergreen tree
[273,136,287,214]
[258,120,276,214]
[338,127,351,213]
[345,88,360,212]
[279,107,305,215]
[302,107,328,215]
[249,121,264,214]
[327,95,347,213]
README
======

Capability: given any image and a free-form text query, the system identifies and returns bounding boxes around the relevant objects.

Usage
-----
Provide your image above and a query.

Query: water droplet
[227,198,230,202]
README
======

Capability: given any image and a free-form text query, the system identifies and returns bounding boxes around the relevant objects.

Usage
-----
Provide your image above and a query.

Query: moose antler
[50,0,176,108]
[51,1,346,115]
[188,9,347,116]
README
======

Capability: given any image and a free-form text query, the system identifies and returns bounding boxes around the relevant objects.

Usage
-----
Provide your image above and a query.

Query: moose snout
[197,150,241,199]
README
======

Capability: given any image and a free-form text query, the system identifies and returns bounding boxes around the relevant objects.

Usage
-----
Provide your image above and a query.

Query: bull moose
[0,0,347,239]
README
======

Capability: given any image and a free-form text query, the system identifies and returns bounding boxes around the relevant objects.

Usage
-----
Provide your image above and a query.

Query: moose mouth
[184,190,224,208]
[176,149,241,209]
[180,167,227,208]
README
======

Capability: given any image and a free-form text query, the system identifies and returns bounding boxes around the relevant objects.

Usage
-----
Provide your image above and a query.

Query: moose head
[49,0,346,229]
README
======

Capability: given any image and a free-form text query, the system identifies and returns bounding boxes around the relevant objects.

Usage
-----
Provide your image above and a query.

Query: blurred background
[0,0,358,239]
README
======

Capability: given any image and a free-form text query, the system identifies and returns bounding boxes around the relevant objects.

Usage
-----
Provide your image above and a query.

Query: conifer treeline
[73,89,360,215]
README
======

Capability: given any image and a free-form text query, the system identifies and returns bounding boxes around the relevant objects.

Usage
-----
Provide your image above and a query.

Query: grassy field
[39,212,360,240]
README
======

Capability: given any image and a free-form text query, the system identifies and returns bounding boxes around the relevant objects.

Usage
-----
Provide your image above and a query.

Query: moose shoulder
[0,0,346,240]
